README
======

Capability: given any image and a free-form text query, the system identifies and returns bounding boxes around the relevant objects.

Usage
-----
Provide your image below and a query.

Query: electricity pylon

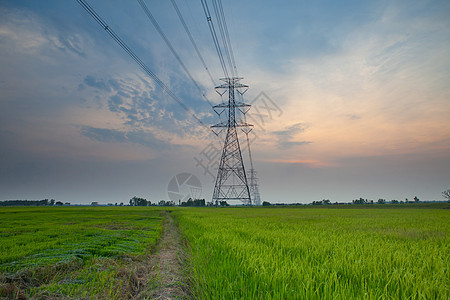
[212,77,253,205]
[245,133,261,206]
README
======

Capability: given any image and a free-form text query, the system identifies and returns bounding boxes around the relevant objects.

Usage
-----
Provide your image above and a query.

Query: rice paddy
[174,205,449,299]
[1,204,449,299]
[0,207,163,298]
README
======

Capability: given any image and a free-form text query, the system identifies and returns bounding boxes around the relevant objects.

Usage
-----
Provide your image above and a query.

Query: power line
[211,0,237,78]
[216,0,238,77]
[136,0,214,107]
[200,0,239,79]
[76,0,210,131]
[170,0,216,87]
[200,0,229,78]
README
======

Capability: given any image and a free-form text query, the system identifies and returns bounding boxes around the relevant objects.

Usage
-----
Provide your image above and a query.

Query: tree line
[309,196,421,205]
[127,197,222,207]
[0,199,68,206]
[4,189,448,207]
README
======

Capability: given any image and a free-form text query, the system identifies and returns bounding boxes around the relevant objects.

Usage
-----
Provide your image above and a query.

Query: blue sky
[1,0,449,204]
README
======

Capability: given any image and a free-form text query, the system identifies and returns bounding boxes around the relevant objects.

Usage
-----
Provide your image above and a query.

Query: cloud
[77,72,215,144]
[0,8,87,59]
[82,75,111,92]
[346,114,361,120]
[1,0,449,205]
[271,123,311,149]
[52,34,86,58]
[243,0,450,163]
[14,1,216,143]
[80,126,174,150]
[262,158,333,168]
[80,127,127,143]
[78,73,161,126]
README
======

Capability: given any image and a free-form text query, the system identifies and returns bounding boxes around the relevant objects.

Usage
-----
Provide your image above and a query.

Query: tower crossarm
[213,102,250,109]
[212,122,253,128]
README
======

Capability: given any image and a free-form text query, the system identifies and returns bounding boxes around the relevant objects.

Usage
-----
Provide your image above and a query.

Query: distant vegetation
[180,198,205,207]
[4,190,448,206]
[129,196,150,206]
[0,199,61,206]
[261,196,442,207]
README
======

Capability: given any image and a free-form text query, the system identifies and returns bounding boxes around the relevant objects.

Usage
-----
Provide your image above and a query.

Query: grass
[0,206,163,299]
[1,204,448,299]
[174,205,449,299]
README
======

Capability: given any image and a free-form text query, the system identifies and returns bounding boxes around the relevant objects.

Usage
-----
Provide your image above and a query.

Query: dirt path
[141,211,190,299]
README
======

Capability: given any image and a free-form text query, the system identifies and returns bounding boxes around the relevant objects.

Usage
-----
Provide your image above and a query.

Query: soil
[139,211,190,300]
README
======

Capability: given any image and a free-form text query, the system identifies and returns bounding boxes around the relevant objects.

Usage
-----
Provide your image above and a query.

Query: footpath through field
[146,211,190,299]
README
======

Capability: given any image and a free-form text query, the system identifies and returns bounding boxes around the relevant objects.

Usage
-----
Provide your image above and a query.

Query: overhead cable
[137,0,214,107]
[216,0,238,77]
[211,0,236,78]
[170,0,216,86]
[76,0,210,131]
[200,0,229,78]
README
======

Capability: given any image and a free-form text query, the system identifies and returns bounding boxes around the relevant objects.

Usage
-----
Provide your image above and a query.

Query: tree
[194,199,205,206]
[377,199,386,204]
[442,189,450,201]
[130,196,149,206]
[391,199,399,204]
[414,196,420,203]
[181,198,193,207]
[262,201,271,206]
[0,199,57,206]
[353,198,368,204]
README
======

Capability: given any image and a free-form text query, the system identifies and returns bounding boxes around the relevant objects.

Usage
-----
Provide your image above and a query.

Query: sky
[1,0,449,205]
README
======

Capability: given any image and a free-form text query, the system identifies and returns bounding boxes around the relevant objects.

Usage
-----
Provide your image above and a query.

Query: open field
[175,204,449,299]
[1,204,449,299]
[0,207,163,298]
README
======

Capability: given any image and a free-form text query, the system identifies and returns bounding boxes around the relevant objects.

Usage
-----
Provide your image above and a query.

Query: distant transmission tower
[246,133,261,206]
[212,77,253,205]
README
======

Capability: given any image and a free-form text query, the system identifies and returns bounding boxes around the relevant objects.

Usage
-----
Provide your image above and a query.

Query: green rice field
[0,207,163,298]
[1,204,449,299]
[174,205,449,299]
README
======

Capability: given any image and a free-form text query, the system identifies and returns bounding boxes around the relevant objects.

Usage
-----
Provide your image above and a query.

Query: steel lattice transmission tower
[246,133,261,206]
[212,77,253,205]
